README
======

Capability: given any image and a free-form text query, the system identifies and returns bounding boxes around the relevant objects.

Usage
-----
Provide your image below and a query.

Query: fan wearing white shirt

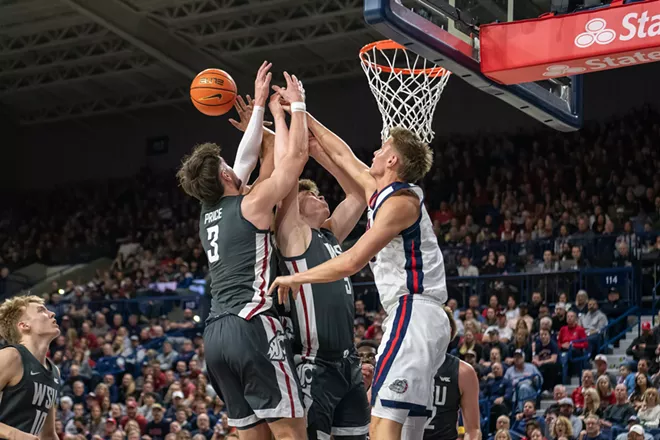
[485,312,513,343]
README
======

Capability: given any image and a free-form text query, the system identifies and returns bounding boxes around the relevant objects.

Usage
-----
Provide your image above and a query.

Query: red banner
[480,0,660,85]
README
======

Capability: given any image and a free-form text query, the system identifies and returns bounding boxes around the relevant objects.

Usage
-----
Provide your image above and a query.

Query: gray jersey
[280,228,355,361]
[200,195,276,320]
[0,345,60,436]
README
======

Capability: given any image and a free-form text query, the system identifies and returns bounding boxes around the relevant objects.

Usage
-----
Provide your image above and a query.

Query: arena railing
[354,267,635,309]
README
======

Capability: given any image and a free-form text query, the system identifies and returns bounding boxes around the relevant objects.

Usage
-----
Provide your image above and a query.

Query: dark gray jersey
[280,228,355,360]
[0,345,60,435]
[200,195,276,320]
[424,354,460,440]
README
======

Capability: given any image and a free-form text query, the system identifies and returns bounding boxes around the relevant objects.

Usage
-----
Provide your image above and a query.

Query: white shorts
[370,294,451,417]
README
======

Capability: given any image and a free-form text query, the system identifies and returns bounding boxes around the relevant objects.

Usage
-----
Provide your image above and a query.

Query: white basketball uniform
[366,182,451,419]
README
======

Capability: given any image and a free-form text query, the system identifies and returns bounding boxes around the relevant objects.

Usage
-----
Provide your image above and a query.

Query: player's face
[218,158,242,190]
[20,303,60,342]
[358,346,377,366]
[369,139,397,178]
[299,190,330,221]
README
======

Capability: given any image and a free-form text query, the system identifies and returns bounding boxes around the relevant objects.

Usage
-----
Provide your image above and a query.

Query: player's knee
[268,417,308,440]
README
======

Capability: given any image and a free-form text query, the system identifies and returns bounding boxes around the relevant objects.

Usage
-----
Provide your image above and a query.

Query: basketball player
[176,68,308,439]
[275,134,370,440]
[0,295,61,440]
[269,114,451,439]
[422,308,481,440]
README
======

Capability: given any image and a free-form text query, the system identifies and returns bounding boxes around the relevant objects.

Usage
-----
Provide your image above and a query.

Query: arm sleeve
[232,106,265,185]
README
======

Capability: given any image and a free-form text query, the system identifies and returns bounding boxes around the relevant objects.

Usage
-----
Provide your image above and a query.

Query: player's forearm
[0,423,22,440]
[292,250,361,284]
[465,429,482,440]
[255,129,275,182]
[288,109,309,168]
[307,113,351,164]
[272,114,289,167]
[313,149,362,196]
[233,106,265,183]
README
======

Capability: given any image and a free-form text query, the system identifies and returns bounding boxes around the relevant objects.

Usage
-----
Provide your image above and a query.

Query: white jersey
[366,182,448,313]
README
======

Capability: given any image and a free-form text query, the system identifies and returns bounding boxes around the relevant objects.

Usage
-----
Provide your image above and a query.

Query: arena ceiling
[0,0,382,125]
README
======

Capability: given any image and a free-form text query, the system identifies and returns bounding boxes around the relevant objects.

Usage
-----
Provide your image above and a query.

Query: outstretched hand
[228,95,274,132]
[267,275,300,305]
[254,60,273,107]
[272,72,305,104]
[268,92,285,119]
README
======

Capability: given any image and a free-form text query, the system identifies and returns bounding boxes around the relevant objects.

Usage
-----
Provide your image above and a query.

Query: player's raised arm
[459,361,482,440]
[307,114,377,201]
[242,72,309,227]
[268,192,418,304]
[310,135,366,244]
[229,62,272,188]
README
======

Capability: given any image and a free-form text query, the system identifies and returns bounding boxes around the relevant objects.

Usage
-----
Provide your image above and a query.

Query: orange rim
[359,40,449,78]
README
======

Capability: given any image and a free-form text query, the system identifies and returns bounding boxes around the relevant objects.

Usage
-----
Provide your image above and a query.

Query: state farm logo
[575,18,617,48]
[574,12,660,49]
[543,65,586,77]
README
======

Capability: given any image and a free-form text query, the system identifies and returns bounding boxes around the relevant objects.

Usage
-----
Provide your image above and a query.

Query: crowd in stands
[1,107,660,439]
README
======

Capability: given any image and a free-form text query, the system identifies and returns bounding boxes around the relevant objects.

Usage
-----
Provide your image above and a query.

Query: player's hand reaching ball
[268,93,285,120]
[228,95,273,132]
[272,71,305,104]
[253,60,273,107]
[267,275,301,305]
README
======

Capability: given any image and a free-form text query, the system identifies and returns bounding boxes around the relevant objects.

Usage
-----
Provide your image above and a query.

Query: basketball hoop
[359,40,451,144]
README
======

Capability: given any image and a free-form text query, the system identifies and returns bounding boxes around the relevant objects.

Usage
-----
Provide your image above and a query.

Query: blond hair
[444,306,457,340]
[0,294,45,344]
[494,429,512,440]
[298,179,320,196]
[552,416,574,438]
[643,387,659,405]
[389,127,433,183]
[583,388,601,415]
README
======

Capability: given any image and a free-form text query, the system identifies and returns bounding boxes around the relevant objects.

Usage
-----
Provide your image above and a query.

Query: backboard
[364,0,584,131]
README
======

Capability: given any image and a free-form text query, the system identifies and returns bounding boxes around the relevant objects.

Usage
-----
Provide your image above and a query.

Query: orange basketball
[190,68,237,116]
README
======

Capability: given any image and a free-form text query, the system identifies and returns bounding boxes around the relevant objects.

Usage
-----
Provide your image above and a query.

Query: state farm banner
[480,0,660,85]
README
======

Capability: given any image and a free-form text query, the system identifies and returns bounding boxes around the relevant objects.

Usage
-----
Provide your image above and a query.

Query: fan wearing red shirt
[120,400,147,434]
[571,369,595,409]
[558,311,588,351]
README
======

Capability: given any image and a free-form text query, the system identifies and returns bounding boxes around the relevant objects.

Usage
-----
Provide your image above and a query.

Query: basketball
[190,68,237,116]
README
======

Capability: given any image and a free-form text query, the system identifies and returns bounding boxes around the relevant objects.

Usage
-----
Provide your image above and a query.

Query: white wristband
[291,102,306,113]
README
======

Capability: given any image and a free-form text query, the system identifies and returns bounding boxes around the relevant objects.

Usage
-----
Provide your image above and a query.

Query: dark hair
[356,339,379,351]
[176,143,225,204]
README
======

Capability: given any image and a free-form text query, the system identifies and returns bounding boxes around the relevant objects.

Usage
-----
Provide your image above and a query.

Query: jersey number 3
[206,225,220,263]
[323,243,352,295]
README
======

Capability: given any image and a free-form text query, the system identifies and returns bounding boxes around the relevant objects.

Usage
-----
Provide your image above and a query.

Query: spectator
[601,288,626,342]
[593,355,616,389]
[572,291,589,316]
[146,404,170,440]
[507,329,533,364]
[636,387,660,429]
[602,384,636,428]
[550,416,574,440]
[458,332,483,361]
[533,328,560,393]
[579,300,608,337]
[486,313,513,344]
[191,414,213,440]
[614,424,650,440]
[513,401,546,435]
[552,304,568,334]
[482,362,514,432]
[504,349,542,412]
[558,398,583,436]
[121,400,147,434]
[594,376,615,410]
[558,311,588,374]
[458,255,479,277]
[629,373,651,410]
[572,370,596,409]
[158,341,179,371]
[483,329,510,362]
[578,415,605,440]
[578,388,602,419]
[626,323,657,362]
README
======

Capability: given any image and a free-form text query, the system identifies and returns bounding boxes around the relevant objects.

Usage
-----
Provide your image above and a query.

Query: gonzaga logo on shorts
[267,330,287,362]
[389,378,409,394]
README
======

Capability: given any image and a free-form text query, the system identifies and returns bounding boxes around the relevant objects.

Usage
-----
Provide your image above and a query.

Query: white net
[360,40,451,144]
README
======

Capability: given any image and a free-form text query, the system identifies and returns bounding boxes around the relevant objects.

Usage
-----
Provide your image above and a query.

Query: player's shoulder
[0,345,21,362]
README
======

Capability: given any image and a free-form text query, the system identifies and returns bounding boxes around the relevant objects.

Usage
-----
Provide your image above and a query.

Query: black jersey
[200,195,277,320]
[280,228,355,360]
[424,354,461,440]
[0,344,60,435]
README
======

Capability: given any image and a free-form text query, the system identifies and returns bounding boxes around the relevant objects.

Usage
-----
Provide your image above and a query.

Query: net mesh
[360,41,451,144]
